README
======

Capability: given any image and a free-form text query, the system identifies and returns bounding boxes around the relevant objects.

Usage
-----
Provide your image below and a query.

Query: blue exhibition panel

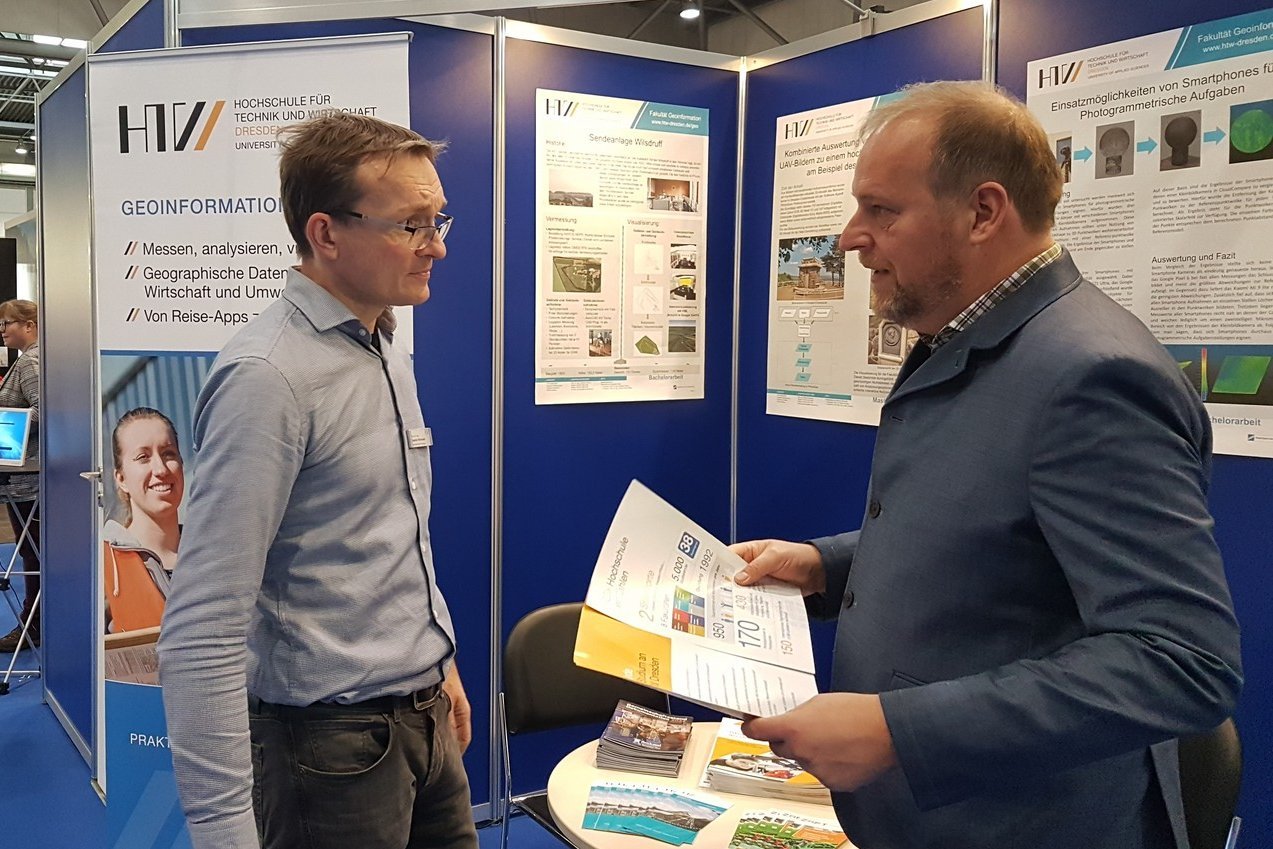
[97,0,166,54]
[501,36,739,792]
[182,18,497,808]
[39,63,97,753]
[735,6,985,686]
[998,1,1273,841]
[37,0,167,765]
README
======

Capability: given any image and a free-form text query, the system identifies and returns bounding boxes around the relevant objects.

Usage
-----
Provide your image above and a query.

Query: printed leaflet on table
[698,718,830,804]
[597,699,694,777]
[574,480,818,718]
[726,811,848,849]
[584,781,730,846]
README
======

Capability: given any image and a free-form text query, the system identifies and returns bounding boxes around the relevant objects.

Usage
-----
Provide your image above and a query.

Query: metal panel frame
[747,0,985,69]
[503,18,742,69]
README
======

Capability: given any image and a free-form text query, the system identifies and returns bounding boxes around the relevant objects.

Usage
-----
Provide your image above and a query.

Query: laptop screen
[0,407,33,466]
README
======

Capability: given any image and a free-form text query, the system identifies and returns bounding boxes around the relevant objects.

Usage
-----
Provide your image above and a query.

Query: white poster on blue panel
[764,94,920,426]
[534,89,709,403]
[87,35,410,848]
[1027,9,1273,458]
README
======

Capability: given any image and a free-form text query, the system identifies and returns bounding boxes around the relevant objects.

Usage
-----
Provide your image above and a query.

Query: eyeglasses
[335,210,453,249]
[0,320,25,328]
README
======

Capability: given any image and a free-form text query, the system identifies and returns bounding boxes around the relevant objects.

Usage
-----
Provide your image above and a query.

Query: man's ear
[967,181,1011,246]
[305,212,340,260]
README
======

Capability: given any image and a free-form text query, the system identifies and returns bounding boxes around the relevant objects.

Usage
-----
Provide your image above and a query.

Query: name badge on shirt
[407,427,433,449]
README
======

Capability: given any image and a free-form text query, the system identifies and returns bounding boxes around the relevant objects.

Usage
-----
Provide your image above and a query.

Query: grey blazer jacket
[809,251,1241,849]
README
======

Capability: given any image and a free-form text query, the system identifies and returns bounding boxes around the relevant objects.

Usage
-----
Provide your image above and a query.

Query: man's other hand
[441,668,472,753]
[741,693,899,791]
[731,539,826,595]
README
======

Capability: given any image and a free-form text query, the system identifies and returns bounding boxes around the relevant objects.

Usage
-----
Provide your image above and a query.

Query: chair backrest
[1178,718,1242,849]
[503,602,667,735]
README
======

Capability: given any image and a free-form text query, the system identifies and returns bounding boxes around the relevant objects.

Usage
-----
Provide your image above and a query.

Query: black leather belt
[248,682,443,717]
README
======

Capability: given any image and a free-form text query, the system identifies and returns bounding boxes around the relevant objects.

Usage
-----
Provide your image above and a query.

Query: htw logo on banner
[783,119,813,140]
[117,100,227,153]
[544,98,578,117]
[1037,60,1084,89]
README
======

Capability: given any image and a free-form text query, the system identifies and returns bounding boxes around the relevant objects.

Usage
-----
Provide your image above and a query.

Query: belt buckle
[412,685,438,711]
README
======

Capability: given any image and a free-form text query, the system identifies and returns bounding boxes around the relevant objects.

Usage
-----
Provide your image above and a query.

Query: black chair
[499,602,667,849]
[1178,718,1242,849]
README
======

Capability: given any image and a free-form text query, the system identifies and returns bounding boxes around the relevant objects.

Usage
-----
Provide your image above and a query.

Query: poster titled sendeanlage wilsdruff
[535,89,709,404]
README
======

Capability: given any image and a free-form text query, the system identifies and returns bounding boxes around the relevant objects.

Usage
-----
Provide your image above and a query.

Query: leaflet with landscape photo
[575,480,818,717]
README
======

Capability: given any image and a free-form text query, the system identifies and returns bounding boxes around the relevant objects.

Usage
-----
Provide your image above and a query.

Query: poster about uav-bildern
[90,35,412,354]
[535,89,709,404]
[765,95,917,426]
[1028,9,1273,458]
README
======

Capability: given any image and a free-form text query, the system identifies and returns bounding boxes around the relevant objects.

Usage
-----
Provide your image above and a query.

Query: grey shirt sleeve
[157,357,305,849]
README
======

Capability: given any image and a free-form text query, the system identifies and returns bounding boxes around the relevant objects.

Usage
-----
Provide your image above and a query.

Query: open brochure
[574,480,818,717]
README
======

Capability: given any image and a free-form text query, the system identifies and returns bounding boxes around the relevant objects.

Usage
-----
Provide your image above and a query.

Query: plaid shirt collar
[926,243,1062,350]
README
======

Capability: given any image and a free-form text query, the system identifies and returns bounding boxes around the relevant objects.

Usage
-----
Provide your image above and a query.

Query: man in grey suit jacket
[733,82,1241,849]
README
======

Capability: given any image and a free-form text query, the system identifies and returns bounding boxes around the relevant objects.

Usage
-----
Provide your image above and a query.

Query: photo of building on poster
[766,95,916,426]
[1027,8,1273,457]
[535,88,709,404]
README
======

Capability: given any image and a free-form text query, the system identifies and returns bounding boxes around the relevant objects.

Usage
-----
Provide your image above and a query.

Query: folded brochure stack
[583,781,729,845]
[596,699,693,777]
[699,718,831,804]
[727,811,848,849]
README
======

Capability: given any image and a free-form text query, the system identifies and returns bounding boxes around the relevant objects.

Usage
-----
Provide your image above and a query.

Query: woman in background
[0,300,40,653]
[103,406,184,632]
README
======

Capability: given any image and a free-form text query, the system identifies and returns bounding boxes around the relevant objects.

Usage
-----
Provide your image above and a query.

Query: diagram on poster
[89,36,413,354]
[1028,8,1273,457]
[765,96,918,425]
[535,89,709,404]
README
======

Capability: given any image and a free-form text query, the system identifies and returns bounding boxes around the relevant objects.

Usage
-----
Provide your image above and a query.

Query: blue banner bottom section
[106,681,192,849]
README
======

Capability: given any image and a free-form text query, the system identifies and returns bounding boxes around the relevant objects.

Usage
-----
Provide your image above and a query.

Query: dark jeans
[249,687,479,849]
[5,500,39,623]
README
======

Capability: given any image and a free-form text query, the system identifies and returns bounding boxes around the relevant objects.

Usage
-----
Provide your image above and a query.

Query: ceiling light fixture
[15,146,27,155]
[679,2,701,21]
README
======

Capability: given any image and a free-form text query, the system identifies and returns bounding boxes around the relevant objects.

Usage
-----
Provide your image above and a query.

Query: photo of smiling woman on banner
[103,406,186,683]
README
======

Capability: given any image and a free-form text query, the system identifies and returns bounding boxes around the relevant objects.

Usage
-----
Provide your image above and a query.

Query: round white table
[546,721,858,849]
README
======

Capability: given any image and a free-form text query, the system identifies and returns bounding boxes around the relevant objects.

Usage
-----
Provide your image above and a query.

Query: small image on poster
[535,89,709,404]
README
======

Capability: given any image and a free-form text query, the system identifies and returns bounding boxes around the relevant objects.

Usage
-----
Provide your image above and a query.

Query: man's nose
[418,237,447,259]
[838,215,868,254]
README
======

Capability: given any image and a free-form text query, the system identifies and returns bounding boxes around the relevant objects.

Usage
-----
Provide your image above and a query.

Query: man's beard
[875,249,961,331]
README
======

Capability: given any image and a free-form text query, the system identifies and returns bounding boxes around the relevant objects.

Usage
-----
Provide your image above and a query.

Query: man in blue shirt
[159,113,476,849]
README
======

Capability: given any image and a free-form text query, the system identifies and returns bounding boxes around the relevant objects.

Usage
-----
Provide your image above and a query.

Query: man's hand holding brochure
[574,480,818,718]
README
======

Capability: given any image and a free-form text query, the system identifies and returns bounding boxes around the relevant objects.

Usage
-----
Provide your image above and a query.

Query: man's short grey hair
[862,81,1062,233]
